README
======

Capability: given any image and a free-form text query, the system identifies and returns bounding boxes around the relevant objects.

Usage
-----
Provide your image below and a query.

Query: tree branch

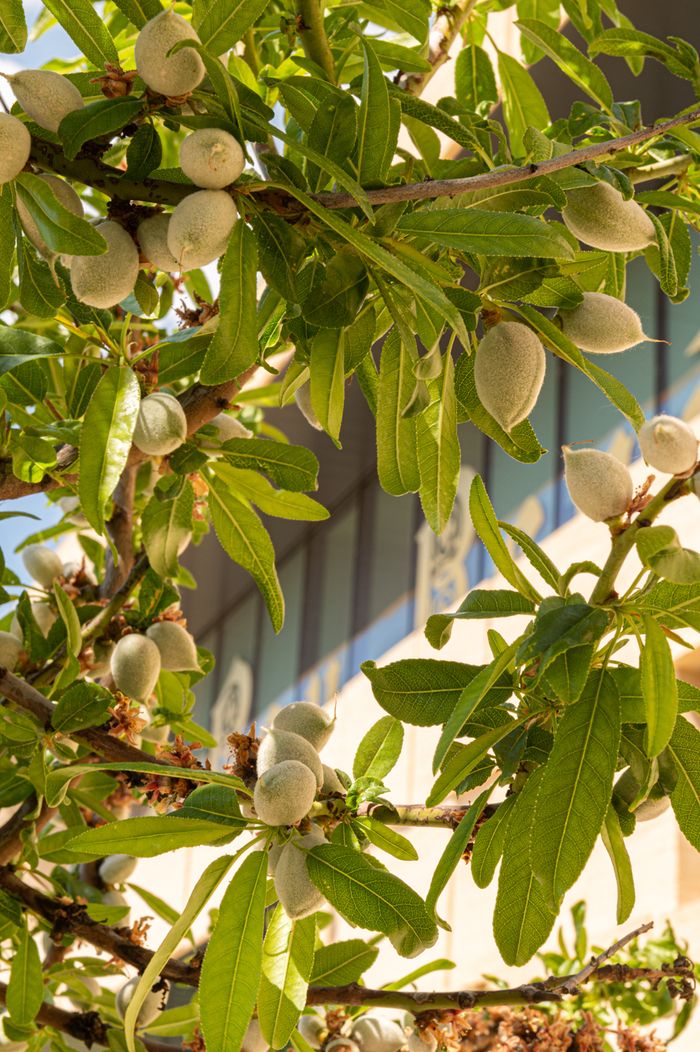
[0,365,259,503]
[0,979,177,1051]
[589,467,697,606]
[0,796,57,865]
[296,0,335,82]
[1,867,691,1015]
[359,802,498,828]
[313,105,700,209]
[400,0,478,96]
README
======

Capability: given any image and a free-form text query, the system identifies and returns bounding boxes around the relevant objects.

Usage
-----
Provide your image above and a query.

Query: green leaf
[303,250,368,329]
[200,222,259,384]
[646,212,678,299]
[516,17,613,109]
[15,173,108,256]
[125,123,163,180]
[0,0,27,51]
[469,476,540,600]
[253,212,307,301]
[353,715,404,780]
[219,438,319,492]
[212,464,328,521]
[0,187,15,310]
[640,613,678,758]
[416,354,460,534]
[589,27,699,80]
[376,329,420,495]
[59,97,144,160]
[178,784,244,827]
[494,767,556,966]
[52,582,81,658]
[497,51,550,152]
[455,44,497,115]
[307,844,437,958]
[200,851,268,1052]
[358,0,429,43]
[532,671,620,906]
[7,920,42,1026]
[142,481,195,579]
[517,601,609,681]
[355,817,418,861]
[471,794,516,889]
[43,0,119,66]
[78,367,140,536]
[601,806,635,924]
[396,208,573,259]
[52,682,113,733]
[426,788,492,912]
[498,522,561,593]
[258,908,316,1050]
[310,329,345,444]
[432,640,520,774]
[124,854,235,1052]
[357,38,399,184]
[110,0,162,27]
[362,658,512,726]
[196,0,270,54]
[636,525,700,584]
[309,939,378,985]
[667,717,700,851]
[208,474,284,631]
[271,184,467,342]
[307,96,358,191]
[17,241,65,318]
[427,716,527,807]
[541,644,594,704]
[426,590,535,650]
[69,815,239,858]
[638,580,700,633]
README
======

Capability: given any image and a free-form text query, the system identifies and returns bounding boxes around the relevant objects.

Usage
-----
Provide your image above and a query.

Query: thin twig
[400,0,478,96]
[547,922,654,993]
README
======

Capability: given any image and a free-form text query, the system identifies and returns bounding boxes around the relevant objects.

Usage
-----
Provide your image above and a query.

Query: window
[255,549,305,715]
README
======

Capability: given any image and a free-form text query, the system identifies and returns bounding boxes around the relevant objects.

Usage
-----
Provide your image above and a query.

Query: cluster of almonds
[0,544,74,669]
[564,414,699,523]
[248,702,345,919]
[0,11,245,310]
[474,181,656,432]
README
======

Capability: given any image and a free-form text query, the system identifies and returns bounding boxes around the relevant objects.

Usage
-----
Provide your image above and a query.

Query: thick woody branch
[0,979,177,1051]
[359,802,498,828]
[0,366,258,503]
[0,796,57,865]
[0,665,182,769]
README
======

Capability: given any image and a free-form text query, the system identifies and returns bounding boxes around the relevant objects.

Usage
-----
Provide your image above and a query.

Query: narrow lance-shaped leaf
[0,0,27,51]
[516,17,614,110]
[142,481,195,579]
[59,97,144,160]
[531,670,621,907]
[258,907,316,1050]
[200,222,259,384]
[200,850,268,1052]
[494,767,556,966]
[78,366,141,536]
[6,920,42,1026]
[469,476,540,600]
[601,806,635,924]
[641,613,678,757]
[426,787,492,912]
[356,37,399,184]
[416,353,460,535]
[124,855,236,1052]
[43,0,119,66]
[15,174,108,256]
[428,716,528,807]
[471,793,516,889]
[310,328,345,446]
[196,0,270,54]
[376,329,420,496]
[208,474,285,632]
[0,187,14,311]
[667,717,700,851]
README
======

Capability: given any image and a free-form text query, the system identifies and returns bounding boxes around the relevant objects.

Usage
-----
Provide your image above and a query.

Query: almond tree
[0,0,699,1049]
